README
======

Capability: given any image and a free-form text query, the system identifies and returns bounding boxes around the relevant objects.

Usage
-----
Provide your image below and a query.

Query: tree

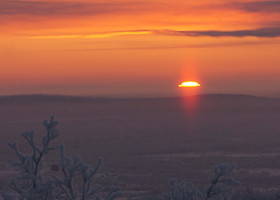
[1,117,122,200]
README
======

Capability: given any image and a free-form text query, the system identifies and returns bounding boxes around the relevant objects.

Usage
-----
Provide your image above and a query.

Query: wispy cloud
[2,0,280,22]
[42,40,280,52]
[156,27,280,38]
[29,30,151,39]
[0,0,141,16]
[1,0,280,31]
[29,27,280,39]
[235,1,280,13]
[2,0,280,17]
[4,0,279,39]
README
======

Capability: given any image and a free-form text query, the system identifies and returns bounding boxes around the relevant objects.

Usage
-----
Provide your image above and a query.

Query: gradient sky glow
[1,0,280,97]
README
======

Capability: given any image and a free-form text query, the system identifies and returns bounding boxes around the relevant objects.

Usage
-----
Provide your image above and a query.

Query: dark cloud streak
[235,1,280,13]
[156,27,280,38]
[0,0,140,16]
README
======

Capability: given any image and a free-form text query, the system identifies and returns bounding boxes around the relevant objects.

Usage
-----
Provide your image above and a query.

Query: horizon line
[0,93,276,100]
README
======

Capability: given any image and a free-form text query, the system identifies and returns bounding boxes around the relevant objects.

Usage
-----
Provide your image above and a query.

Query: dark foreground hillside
[1,94,280,199]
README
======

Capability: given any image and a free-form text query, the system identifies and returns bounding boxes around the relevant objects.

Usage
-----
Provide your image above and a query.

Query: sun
[178,81,200,87]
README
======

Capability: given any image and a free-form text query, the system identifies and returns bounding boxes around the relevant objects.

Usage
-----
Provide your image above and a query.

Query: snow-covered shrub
[1,116,59,200]
[232,186,280,200]
[164,164,239,200]
[205,164,239,200]
[1,116,122,200]
[53,145,122,200]
[164,179,202,200]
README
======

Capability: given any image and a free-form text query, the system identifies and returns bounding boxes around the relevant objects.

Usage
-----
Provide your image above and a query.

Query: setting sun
[178,81,201,87]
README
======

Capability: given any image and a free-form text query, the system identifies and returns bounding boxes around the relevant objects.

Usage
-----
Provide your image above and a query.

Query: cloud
[35,40,279,53]
[28,26,280,39]
[29,30,151,39]
[235,1,280,13]
[156,27,280,38]
[0,0,141,16]
[2,0,280,19]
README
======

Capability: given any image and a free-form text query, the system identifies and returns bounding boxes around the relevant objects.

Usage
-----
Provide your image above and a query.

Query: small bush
[164,164,239,200]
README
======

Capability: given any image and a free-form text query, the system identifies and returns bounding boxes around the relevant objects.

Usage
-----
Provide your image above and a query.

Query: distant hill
[0,94,108,104]
[0,93,276,104]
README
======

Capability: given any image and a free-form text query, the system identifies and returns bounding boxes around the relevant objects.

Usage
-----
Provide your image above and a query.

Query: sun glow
[178,81,200,87]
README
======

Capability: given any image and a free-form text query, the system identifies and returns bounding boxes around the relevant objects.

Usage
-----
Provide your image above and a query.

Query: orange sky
[1,0,280,97]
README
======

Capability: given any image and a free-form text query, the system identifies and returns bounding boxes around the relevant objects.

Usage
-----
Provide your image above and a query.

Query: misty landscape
[1,94,280,199]
[2,0,280,199]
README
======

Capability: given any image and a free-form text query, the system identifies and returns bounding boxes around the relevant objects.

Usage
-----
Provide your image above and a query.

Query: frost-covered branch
[53,145,122,200]
[2,116,59,200]
[205,164,239,200]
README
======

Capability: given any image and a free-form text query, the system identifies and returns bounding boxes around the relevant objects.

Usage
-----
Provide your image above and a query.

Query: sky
[0,0,280,97]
